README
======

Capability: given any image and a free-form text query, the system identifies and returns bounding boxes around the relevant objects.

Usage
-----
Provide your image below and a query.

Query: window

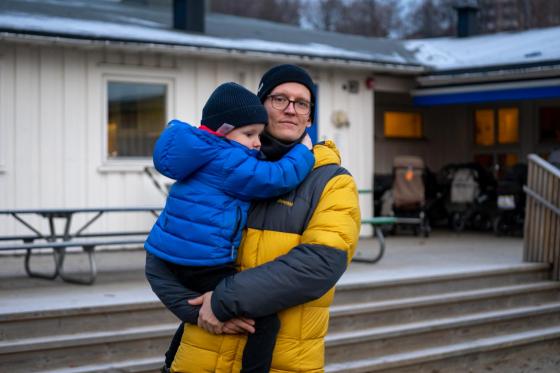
[107,81,167,158]
[539,106,560,144]
[384,111,422,139]
[474,107,519,146]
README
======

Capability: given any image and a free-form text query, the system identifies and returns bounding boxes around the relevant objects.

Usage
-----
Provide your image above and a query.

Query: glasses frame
[267,94,313,116]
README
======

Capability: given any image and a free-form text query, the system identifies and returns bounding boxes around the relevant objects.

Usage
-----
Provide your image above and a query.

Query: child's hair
[201,82,268,135]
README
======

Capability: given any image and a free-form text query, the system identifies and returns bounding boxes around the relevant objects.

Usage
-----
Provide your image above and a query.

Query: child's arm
[145,252,201,324]
[153,120,217,181]
[221,143,315,200]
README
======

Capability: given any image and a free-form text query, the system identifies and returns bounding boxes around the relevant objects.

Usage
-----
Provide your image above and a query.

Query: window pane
[384,112,422,139]
[475,109,494,146]
[108,81,166,158]
[498,108,519,144]
[539,107,560,144]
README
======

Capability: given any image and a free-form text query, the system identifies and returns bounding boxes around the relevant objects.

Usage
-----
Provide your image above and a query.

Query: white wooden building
[1,0,559,236]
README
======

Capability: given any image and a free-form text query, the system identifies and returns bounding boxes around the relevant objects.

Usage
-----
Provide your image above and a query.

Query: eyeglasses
[267,94,312,115]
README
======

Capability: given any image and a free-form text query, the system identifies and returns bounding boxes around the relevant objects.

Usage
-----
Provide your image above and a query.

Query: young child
[144,82,314,373]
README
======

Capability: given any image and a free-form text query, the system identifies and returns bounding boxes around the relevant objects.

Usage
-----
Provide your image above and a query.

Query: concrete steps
[0,297,176,372]
[1,262,559,372]
[324,263,560,372]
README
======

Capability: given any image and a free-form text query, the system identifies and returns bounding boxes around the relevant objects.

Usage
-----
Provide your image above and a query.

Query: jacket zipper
[230,206,242,260]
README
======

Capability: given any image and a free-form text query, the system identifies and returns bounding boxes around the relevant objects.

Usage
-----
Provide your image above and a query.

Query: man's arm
[211,174,361,321]
[145,253,257,334]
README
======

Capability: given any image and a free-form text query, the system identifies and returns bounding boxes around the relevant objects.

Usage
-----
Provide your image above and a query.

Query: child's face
[225,123,265,150]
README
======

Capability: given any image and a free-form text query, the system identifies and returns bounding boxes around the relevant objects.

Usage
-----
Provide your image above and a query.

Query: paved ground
[0,230,524,316]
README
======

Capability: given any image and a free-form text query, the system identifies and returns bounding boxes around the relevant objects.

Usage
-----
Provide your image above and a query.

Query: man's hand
[222,317,256,335]
[188,291,223,334]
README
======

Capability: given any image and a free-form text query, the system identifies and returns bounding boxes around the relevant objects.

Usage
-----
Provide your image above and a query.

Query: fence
[523,154,560,280]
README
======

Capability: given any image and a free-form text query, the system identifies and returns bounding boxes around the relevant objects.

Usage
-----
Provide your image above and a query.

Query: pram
[390,155,431,237]
[446,163,496,232]
[493,163,527,236]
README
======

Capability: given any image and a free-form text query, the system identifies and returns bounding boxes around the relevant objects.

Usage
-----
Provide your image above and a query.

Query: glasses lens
[269,95,311,115]
[295,101,310,115]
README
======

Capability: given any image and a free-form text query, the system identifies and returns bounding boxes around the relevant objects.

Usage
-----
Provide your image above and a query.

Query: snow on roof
[1,0,559,73]
[405,26,560,70]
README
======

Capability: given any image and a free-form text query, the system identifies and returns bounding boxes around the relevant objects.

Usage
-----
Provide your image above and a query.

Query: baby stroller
[493,163,527,236]
[446,163,496,232]
[391,155,431,237]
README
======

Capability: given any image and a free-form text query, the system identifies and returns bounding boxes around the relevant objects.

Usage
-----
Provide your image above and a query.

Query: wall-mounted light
[342,80,359,94]
[331,110,350,128]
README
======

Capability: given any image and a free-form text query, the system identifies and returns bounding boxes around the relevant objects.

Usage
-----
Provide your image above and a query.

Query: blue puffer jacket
[145,120,315,266]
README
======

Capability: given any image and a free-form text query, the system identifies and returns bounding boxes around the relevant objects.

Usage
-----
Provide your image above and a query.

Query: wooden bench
[0,237,147,285]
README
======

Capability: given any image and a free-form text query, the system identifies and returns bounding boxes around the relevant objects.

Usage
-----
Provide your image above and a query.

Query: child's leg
[164,322,184,370]
[241,314,281,373]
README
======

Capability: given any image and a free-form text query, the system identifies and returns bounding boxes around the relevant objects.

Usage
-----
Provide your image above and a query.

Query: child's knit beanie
[201,82,268,134]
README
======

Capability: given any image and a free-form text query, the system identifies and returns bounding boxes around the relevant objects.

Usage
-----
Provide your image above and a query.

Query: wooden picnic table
[0,206,162,284]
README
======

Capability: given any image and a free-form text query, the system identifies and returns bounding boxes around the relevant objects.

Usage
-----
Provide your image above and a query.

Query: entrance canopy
[412,78,560,106]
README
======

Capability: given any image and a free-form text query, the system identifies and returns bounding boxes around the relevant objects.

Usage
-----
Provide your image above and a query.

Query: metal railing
[524,154,560,280]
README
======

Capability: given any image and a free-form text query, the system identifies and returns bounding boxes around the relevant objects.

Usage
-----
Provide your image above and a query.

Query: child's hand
[301,133,313,150]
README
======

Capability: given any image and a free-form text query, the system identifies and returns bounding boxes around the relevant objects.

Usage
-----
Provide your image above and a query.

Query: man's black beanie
[257,64,316,121]
[201,82,268,132]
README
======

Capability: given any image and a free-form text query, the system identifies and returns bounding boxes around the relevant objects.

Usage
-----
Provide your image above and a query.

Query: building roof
[0,0,559,77]
[0,0,422,73]
[405,26,560,71]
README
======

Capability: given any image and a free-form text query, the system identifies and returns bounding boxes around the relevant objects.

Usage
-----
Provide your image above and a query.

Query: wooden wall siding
[524,154,560,280]
[0,43,374,235]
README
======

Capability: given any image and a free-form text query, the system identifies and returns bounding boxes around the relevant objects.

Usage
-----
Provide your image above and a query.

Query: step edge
[331,281,560,316]
[337,263,550,291]
[0,323,178,355]
[326,302,560,346]
[325,326,560,373]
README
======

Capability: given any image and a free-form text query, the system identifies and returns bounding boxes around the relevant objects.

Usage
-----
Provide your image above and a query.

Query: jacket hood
[313,140,341,169]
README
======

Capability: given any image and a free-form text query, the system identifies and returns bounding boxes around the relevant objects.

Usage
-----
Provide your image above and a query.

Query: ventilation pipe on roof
[173,0,205,33]
[454,0,479,38]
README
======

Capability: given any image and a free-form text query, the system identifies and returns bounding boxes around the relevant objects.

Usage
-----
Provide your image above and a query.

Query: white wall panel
[39,47,65,207]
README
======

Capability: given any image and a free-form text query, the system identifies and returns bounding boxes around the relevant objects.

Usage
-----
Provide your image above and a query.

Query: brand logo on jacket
[276,199,294,207]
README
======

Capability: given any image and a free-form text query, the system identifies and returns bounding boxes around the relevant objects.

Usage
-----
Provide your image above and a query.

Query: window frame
[382,110,424,140]
[472,105,520,149]
[471,104,521,178]
[100,73,175,171]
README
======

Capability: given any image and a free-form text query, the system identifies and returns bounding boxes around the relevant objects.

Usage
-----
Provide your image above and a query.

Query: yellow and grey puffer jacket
[171,140,361,373]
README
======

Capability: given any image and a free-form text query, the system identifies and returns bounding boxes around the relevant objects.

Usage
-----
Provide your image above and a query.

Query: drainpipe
[173,0,205,33]
[454,0,479,38]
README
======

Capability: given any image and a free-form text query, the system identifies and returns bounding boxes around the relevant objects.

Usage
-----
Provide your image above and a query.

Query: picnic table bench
[356,189,418,264]
[0,206,161,285]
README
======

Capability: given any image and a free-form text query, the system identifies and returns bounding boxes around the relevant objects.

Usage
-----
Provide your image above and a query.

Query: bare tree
[403,0,455,39]
[210,0,301,25]
[336,0,399,37]
[301,0,346,31]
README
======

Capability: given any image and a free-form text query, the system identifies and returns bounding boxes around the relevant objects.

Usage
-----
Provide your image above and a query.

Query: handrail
[523,154,560,281]
[523,186,560,217]
[527,153,560,178]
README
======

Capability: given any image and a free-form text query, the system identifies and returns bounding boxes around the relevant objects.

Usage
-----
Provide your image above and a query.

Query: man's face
[263,82,312,142]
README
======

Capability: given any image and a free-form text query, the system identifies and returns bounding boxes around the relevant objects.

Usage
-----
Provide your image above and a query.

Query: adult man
[146,64,360,372]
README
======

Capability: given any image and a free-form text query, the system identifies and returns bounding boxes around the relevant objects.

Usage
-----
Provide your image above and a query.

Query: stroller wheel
[423,224,431,238]
[493,216,507,236]
[451,212,465,232]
